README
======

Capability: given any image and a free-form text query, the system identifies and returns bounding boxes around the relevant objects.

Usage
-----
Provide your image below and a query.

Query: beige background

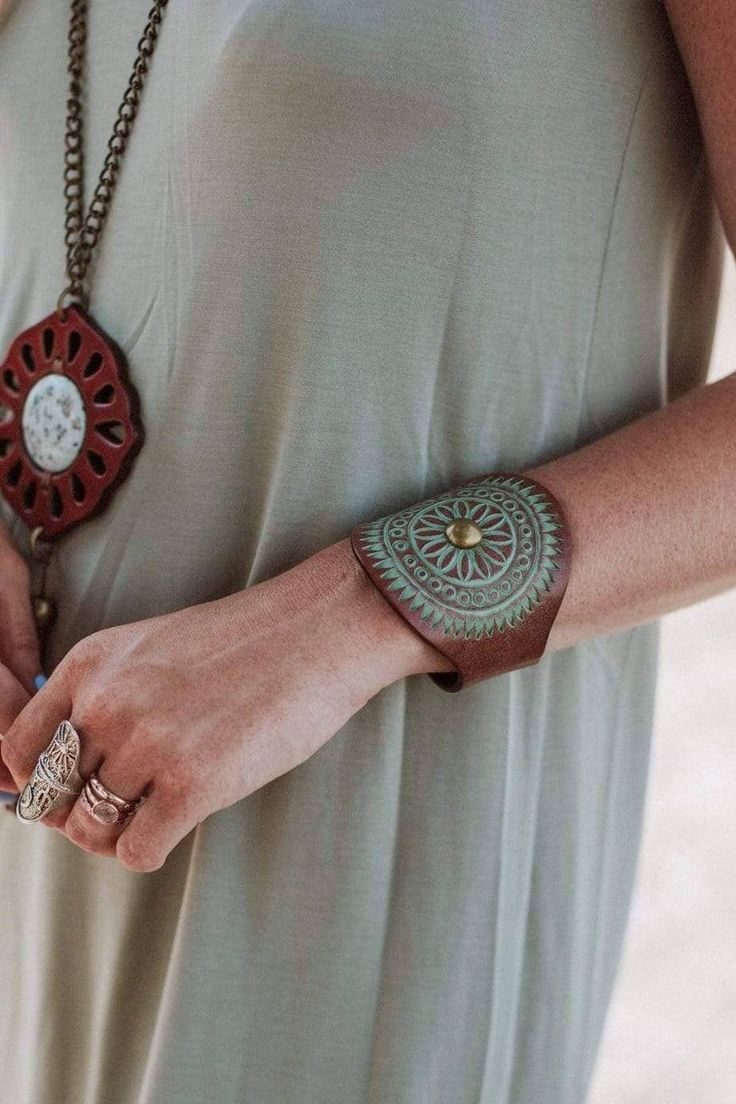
[590,249,736,1102]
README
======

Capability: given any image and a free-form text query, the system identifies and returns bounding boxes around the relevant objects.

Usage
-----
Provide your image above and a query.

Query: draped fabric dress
[0,2,725,1102]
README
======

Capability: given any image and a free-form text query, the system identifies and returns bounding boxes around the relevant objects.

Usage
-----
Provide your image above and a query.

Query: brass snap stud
[445,519,483,548]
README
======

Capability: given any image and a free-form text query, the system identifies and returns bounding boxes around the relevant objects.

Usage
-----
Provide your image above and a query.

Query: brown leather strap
[350,471,572,692]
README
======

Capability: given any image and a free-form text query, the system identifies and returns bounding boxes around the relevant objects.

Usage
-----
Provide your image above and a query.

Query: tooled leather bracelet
[350,472,572,692]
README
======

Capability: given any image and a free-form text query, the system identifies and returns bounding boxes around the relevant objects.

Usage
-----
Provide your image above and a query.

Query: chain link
[59,0,170,315]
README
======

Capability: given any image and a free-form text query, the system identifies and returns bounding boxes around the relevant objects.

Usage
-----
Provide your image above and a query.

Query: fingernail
[34,674,47,692]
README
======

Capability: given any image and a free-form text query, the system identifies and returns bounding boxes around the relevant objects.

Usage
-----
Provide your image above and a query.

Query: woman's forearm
[323,367,736,687]
[525,369,736,653]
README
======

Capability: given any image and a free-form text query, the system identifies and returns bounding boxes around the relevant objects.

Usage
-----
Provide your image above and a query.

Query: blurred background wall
[589,250,736,1102]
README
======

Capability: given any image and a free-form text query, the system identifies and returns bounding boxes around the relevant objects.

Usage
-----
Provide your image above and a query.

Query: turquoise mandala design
[356,475,564,638]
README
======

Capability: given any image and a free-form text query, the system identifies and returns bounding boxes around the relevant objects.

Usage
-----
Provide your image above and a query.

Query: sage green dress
[0,1,725,1102]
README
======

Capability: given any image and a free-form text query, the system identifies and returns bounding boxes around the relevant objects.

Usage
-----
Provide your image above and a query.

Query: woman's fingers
[0,524,41,695]
[0,662,32,793]
[0,582,42,695]
[0,661,31,730]
[1,643,155,853]
[59,751,155,861]
[2,661,74,790]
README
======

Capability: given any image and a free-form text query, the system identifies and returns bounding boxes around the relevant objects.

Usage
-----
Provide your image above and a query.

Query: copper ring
[80,771,145,826]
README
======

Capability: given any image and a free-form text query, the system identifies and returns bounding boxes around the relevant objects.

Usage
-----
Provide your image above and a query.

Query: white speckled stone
[21,373,86,473]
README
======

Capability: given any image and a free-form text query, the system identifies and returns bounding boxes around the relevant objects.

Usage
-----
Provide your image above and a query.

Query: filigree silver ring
[15,720,85,824]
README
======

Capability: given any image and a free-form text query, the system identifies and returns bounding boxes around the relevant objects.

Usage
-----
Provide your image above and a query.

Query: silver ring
[16,720,84,824]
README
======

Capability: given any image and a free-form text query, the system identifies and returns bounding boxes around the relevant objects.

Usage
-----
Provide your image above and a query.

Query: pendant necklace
[0,0,169,657]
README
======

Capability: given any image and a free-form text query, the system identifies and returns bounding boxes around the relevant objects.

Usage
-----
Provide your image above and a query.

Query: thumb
[0,663,32,793]
[0,585,42,696]
[2,659,74,792]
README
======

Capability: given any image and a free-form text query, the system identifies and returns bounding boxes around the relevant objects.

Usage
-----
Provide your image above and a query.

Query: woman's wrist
[305,537,456,691]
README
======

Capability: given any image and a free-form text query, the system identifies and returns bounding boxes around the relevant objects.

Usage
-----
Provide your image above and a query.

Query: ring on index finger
[15,720,84,824]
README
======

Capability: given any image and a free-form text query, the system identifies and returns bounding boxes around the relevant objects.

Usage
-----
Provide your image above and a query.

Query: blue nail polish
[0,792,17,803]
[33,674,47,691]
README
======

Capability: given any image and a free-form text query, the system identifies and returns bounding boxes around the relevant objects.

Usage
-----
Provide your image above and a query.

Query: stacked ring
[80,771,145,825]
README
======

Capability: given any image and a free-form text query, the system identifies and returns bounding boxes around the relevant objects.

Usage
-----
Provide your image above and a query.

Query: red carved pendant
[0,304,144,538]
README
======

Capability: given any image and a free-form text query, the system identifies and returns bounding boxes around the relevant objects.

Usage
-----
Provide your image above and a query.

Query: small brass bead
[32,595,57,631]
[29,526,54,564]
[445,519,483,548]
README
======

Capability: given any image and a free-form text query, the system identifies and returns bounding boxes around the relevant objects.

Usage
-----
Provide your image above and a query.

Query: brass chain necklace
[0,0,169,654]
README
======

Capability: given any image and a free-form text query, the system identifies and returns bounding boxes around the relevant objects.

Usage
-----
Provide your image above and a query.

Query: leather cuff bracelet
[350,472,572,692]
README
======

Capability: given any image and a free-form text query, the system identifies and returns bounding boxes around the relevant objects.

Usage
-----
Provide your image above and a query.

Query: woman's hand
[0,521,42,695]
[1,538,450,871]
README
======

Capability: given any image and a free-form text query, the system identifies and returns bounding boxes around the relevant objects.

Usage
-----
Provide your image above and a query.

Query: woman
[0,1,732,1101]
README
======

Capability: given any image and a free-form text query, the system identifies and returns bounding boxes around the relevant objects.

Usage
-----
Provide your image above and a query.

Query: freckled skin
[0,537,446,869]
